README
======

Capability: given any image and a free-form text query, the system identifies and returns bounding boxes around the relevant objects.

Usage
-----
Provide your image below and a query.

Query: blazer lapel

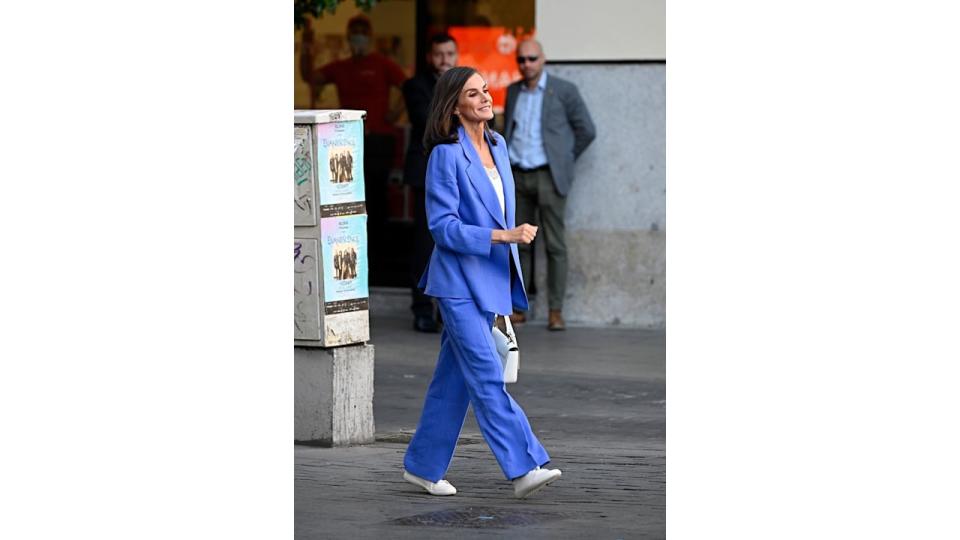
[540,76,554,133]
[490,134,515,229]
[458,126,507,228]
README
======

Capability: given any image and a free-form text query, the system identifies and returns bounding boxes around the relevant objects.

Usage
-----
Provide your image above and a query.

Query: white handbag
[492,315,519,383]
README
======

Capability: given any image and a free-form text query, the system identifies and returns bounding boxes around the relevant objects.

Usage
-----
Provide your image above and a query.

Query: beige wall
[535,0,665,61]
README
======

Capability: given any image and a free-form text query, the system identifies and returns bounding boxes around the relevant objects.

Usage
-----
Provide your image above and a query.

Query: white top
[484,166,506,217]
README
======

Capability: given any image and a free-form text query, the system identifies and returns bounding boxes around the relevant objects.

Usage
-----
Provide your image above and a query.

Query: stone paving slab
[296,440,664,539]
[295,315,665,539]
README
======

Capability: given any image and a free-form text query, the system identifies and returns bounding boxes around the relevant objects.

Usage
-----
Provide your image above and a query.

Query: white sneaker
[512,466,562,499]
[403,470,457,496]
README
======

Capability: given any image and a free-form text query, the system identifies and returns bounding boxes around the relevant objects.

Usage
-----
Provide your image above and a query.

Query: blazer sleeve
[425,146,493,257]
[564,83,597,158]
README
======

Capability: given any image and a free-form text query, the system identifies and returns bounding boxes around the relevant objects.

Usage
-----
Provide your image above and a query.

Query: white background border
[2,1,959,538]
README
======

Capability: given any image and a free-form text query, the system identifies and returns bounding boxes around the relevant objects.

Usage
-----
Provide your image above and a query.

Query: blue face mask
[348,34,370,54]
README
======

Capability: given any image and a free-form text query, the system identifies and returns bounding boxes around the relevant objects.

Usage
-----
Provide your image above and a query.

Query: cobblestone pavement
[296,315,665,539]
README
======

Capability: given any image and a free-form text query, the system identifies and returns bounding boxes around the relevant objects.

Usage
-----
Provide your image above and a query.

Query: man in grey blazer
[503,39,596,330]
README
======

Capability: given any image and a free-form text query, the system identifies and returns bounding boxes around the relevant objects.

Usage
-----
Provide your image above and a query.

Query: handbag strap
[503,315,517,344]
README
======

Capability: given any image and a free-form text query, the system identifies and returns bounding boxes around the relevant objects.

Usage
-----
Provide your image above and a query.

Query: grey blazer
[503,74,596,196]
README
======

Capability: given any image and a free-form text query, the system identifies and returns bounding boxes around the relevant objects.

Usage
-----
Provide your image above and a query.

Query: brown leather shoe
[509,311,527,324]
[547,310,566,331]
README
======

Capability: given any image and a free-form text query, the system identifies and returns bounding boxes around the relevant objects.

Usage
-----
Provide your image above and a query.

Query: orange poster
[448,27,532,113]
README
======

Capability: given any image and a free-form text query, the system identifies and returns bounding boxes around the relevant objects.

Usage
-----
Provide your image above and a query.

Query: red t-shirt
[320,53,407,135]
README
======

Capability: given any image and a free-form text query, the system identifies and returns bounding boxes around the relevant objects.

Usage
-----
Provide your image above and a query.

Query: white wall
[535,0,665,61]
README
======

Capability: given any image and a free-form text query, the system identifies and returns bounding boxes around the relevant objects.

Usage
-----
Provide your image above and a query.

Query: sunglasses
[516,55,539,64]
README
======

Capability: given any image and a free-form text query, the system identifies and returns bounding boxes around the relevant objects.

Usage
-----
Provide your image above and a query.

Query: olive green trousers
[512,166,567,311]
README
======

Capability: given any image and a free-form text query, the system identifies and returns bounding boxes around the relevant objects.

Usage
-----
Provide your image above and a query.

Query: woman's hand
[492,224,538,244]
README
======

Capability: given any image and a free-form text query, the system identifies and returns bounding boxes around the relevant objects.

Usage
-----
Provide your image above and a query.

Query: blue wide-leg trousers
[403,297,551,482]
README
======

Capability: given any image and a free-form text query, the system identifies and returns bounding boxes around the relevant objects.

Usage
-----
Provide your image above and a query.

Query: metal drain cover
[391,506,561,528]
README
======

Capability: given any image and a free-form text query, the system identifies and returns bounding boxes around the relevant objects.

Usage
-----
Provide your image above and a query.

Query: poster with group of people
[316,119,365,205]
[328,148,354,183]
[332,244,358,280]
[320,214,368,304]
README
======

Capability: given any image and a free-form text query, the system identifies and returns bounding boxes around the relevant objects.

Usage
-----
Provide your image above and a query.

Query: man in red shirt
[300,15,408,280]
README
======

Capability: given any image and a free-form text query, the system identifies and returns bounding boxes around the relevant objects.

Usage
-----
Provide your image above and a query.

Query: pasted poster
[315,120,365,206]
[319,213,369,345]
[320,214,368,312]
[294,238,321,340]
[294,126,317,226]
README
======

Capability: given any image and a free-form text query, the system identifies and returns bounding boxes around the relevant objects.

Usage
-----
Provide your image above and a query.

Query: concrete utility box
[294,109,376,447]
[294,109,370,347]
[294,344,376,446]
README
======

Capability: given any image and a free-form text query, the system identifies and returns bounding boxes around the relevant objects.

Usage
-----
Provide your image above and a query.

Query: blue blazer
[417,125,529,315]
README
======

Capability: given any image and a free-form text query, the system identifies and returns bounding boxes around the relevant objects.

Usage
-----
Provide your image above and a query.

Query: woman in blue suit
[402,67,562,499]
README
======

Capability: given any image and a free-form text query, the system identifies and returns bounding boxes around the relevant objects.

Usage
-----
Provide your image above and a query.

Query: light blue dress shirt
[508,71,549,169]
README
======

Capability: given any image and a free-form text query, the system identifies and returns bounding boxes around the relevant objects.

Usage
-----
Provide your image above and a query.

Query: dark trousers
[410,186,435,318]
[364,134,395,281]
[513,166,568,311]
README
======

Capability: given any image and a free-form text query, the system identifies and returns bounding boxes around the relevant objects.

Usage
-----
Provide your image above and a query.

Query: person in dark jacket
[402,33,459,333]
